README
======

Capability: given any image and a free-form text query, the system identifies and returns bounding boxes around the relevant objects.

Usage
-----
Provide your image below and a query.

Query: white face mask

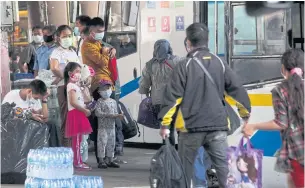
[99,88,112,99]
[94,32,105,41]
[33,35,43,43]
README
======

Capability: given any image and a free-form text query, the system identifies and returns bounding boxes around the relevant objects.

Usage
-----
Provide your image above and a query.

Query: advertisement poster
[160,1,170,8]
[148,17,156,32]
[147,1,156,9]
[161,16,170,32]
[176,16,184,31]
[175,1,184,8]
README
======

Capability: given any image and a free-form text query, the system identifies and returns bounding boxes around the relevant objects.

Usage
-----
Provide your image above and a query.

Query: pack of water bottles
[24,176,103,188]
[26,147,74,179]
[25,147,104,188]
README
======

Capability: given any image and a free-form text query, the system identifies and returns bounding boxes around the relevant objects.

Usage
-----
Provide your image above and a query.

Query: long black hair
[64,62,81,97]
[281,49,304,126]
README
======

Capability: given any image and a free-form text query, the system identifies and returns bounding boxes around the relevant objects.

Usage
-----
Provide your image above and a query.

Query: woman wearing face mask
[50,25,82,147]
[64,62,92,170]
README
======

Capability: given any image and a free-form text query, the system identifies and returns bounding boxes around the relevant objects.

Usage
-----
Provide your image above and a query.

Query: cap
[99,79,113,87]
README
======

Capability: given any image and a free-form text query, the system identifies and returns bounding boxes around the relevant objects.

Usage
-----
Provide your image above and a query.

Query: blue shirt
[33,44,57,70]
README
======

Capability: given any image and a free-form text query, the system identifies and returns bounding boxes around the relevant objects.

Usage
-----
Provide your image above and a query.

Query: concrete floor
[1,146,157,188]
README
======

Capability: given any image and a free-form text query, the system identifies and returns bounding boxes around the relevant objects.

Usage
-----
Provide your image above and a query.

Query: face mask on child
[70,73,81,83]
[100,88,112,99]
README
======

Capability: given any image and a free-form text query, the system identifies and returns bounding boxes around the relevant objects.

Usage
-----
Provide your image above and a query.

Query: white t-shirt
[50,46,81,86]
[2,90,42,114]
[67,83,85,111]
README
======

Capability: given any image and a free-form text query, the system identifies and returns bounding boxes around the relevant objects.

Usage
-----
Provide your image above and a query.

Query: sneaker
[107,161,120,168]
[98,162,108,169]
[74,163,92,171]
[113,157,127,164]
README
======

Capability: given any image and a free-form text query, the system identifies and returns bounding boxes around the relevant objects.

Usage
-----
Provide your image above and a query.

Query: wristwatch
[42,100,48,103]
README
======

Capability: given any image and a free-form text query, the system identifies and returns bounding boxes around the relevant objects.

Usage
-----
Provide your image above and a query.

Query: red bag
[109,57,118,83]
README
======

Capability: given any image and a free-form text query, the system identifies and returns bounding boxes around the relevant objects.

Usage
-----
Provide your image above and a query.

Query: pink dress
[65,82,92,138]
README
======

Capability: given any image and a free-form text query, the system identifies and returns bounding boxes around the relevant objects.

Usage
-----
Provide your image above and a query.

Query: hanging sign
[161,16,170,32]
[148,17,156,32]
[176,16,184,31]
[175,1,184,8]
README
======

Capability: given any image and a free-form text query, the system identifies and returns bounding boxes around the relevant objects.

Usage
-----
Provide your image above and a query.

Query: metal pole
[214,1,218,54]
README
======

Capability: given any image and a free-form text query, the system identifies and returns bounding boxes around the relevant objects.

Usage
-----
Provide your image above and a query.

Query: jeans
[178,131,229,188]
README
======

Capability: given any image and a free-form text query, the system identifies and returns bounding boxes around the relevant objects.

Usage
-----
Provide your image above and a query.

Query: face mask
[33,35,43,43]
[70,73,81,83]
[60,37,73,49]
[74,27,80,36]
[94,32,104,41]
[43,35,54,43]
[99,88,112,99]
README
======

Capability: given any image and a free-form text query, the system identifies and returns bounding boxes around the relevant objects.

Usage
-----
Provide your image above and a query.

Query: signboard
[148,17,156,32]
[1,2,13,26]
[160,1,170,8]
[147,1,156,9]
[161,16,170,32]
[175,1,184,8]
[176,16,184,31]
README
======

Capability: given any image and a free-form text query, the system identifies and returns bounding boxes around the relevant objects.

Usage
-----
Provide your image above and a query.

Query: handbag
[192,56,241,135]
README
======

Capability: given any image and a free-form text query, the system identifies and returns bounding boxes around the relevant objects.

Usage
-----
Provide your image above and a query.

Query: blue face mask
[74,27,80,36]
[94,32,104,41]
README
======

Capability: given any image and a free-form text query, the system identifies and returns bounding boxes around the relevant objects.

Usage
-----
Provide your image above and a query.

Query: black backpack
[117,101,140,140]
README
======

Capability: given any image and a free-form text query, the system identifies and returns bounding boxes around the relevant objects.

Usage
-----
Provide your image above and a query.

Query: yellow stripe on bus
[226,94,273,107]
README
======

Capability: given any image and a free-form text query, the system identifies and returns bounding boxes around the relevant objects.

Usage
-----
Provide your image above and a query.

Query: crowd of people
[3,15,304,188]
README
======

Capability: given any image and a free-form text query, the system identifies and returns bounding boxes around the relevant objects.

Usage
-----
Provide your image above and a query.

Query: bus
[5,1,304,187]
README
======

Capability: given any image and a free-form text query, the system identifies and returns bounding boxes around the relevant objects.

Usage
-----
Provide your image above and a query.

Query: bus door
[224,1,290,87]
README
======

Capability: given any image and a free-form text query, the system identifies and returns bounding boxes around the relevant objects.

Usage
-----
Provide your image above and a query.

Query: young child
[243,49,304,188]
[64,62,93,170]
[95,79,123,169]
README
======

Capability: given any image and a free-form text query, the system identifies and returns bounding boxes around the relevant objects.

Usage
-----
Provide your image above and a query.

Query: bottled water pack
[26,147,74,179]
[24,176,103,188]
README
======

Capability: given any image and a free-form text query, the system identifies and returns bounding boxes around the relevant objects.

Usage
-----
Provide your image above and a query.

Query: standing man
[82,17,125,164]
[159,23,251,188]
[74,15,91,62]
[19,26,44,74]
[33,25,57,77]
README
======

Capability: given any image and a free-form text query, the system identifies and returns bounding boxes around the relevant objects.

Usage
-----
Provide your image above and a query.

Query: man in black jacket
[159,23,251,188]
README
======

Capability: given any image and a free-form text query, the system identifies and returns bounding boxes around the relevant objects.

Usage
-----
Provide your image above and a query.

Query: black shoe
[107,161,120,168]
[98,162,108,169]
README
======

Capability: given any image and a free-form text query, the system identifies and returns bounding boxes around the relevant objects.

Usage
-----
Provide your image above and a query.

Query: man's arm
[223,62,251,120]
[83,43,109,67]
[19,45,33,72]
[33,53,39,77]
[158,59,188,129]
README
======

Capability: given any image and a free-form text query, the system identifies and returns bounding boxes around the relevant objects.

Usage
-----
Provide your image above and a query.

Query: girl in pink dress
[64,62,92,170]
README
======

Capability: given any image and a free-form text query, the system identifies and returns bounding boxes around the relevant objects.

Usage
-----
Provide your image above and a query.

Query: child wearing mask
[64,62,92,170]
[95,80,123,169]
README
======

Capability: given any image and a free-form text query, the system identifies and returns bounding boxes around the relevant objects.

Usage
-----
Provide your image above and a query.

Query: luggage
[150,139,188,188]
[137,97,160,129]
[1,102,49,183]
[226,137,263,188]
[118,101,140,140]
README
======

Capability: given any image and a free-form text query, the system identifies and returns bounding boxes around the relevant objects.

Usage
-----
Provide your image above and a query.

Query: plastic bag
[137,97,160,129]
[1,102,49,174]
[150,139,188,188]
[226,137,263,188]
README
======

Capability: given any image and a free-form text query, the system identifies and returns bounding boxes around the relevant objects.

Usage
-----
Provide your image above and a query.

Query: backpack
[150,139,188,188]
[117,101,140,140]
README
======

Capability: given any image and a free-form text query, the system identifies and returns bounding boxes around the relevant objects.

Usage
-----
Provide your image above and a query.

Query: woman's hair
[281,49,304,126]
[237,155,257,183]
[56,25,73,37]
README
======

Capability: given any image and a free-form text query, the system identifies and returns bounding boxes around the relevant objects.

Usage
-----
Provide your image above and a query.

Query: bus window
[232,5,286,56]
[105,1,139,59]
